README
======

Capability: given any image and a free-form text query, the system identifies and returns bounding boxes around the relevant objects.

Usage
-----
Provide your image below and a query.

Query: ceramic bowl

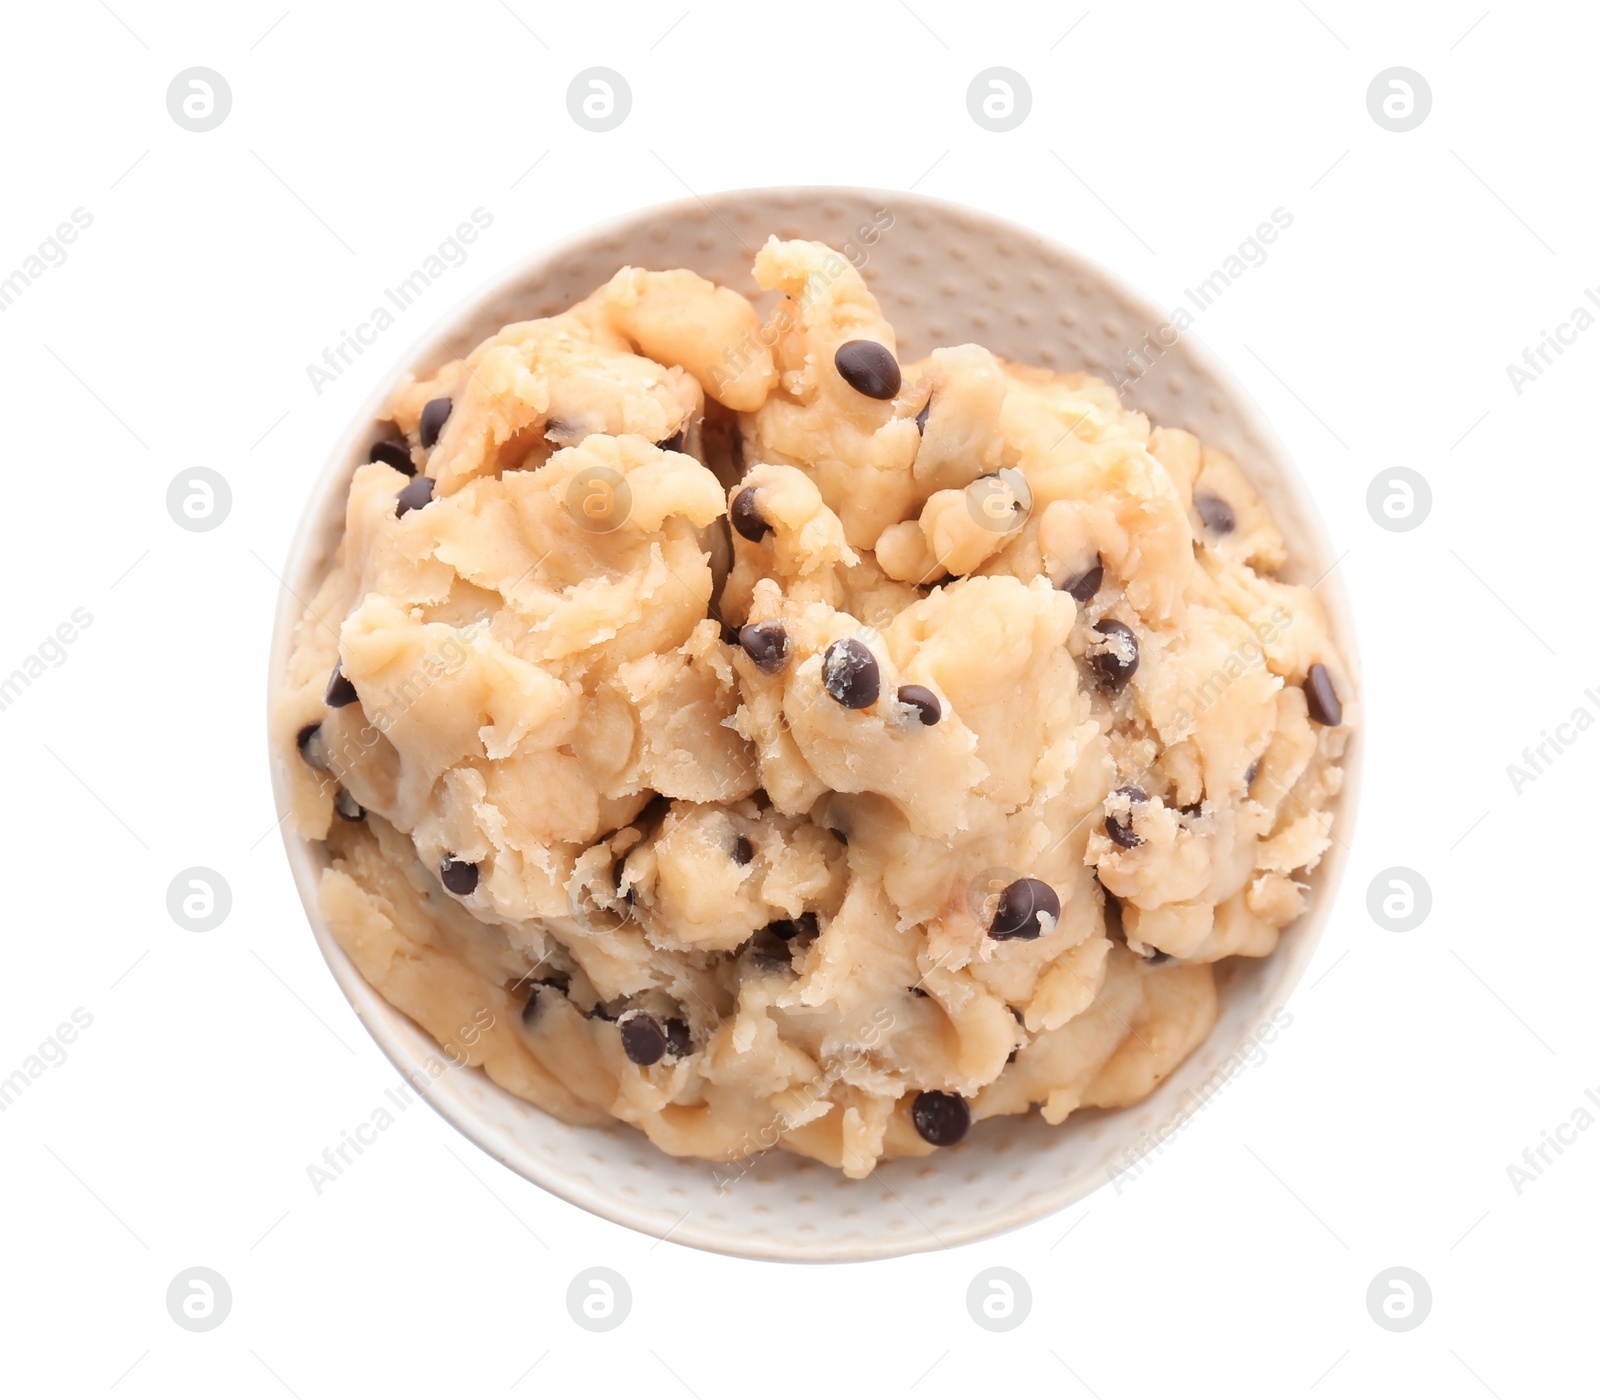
[268,187,1362,1262]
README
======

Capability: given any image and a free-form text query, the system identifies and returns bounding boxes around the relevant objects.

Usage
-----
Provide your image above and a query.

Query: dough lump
[276,240,1352,1178]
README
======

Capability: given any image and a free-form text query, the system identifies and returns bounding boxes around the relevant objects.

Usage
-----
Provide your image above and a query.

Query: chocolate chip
[834,340,902,400]
[989,877,1061,940]
[910,1090,970,1147]
[440,855,479,895]
[1304,663,1342,726]
[1106,785,1148,849]
[732,835,754,866]
[822,638,880,709]
[619,1011,668,1066]
[897,684,941,725]
[395,474,434,517]
[1064,557,1104,602]
[915,397,932,433]
[665,1017,693,1057]
[656,429,686,452]
[1088,619,1140,691]
[1245,757,1262,788]
[333,787,365,822]
[730,486,772,542]
[739,620,790,673]
[324,663,358,708]
[295,722,328,771]
[1194,490,1236,534]
[369,438,415,476]
[419,397,452,448]
[765,913,818,942]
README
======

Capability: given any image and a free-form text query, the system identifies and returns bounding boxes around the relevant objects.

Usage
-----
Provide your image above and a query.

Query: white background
[1,1,1595,1395]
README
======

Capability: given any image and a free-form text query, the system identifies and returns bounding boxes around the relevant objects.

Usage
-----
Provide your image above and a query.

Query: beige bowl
[268,187,1362,1262]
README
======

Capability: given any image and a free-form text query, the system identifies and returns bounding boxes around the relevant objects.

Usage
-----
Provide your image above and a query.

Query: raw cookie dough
[276,239,1352,1178]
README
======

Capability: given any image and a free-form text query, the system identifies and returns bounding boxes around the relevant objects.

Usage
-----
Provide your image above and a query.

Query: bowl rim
[266,184,1363,1262]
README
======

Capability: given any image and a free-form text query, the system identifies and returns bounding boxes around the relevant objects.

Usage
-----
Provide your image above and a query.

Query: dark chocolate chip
[333,787,365,822]
[910,1090,970,1147]
[834,340,902,400]
[730,487,772,542]
[915,397,932,434]
[732,835,754,866]
[1088,618,1140,691]
[369,438,416,476]
[766,913,818,942]
[324,663,358,708]
[989,877,1061,940]
[1194,490,1236,534]
[295,722,328,771]
[1304,663,1342,726]
[656,429,686,452]
[419,396,452,448]
[822,638,880,709]
[897,684,941,725]
[395,474,435,517]
[739,620,791,673]
[619,1012,668,1066]
[440,855,479,895]
[1064,557,1104,602]
[1245,757,1262,788]
[665,1017,693,1057]
[1105,785,1148,849]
